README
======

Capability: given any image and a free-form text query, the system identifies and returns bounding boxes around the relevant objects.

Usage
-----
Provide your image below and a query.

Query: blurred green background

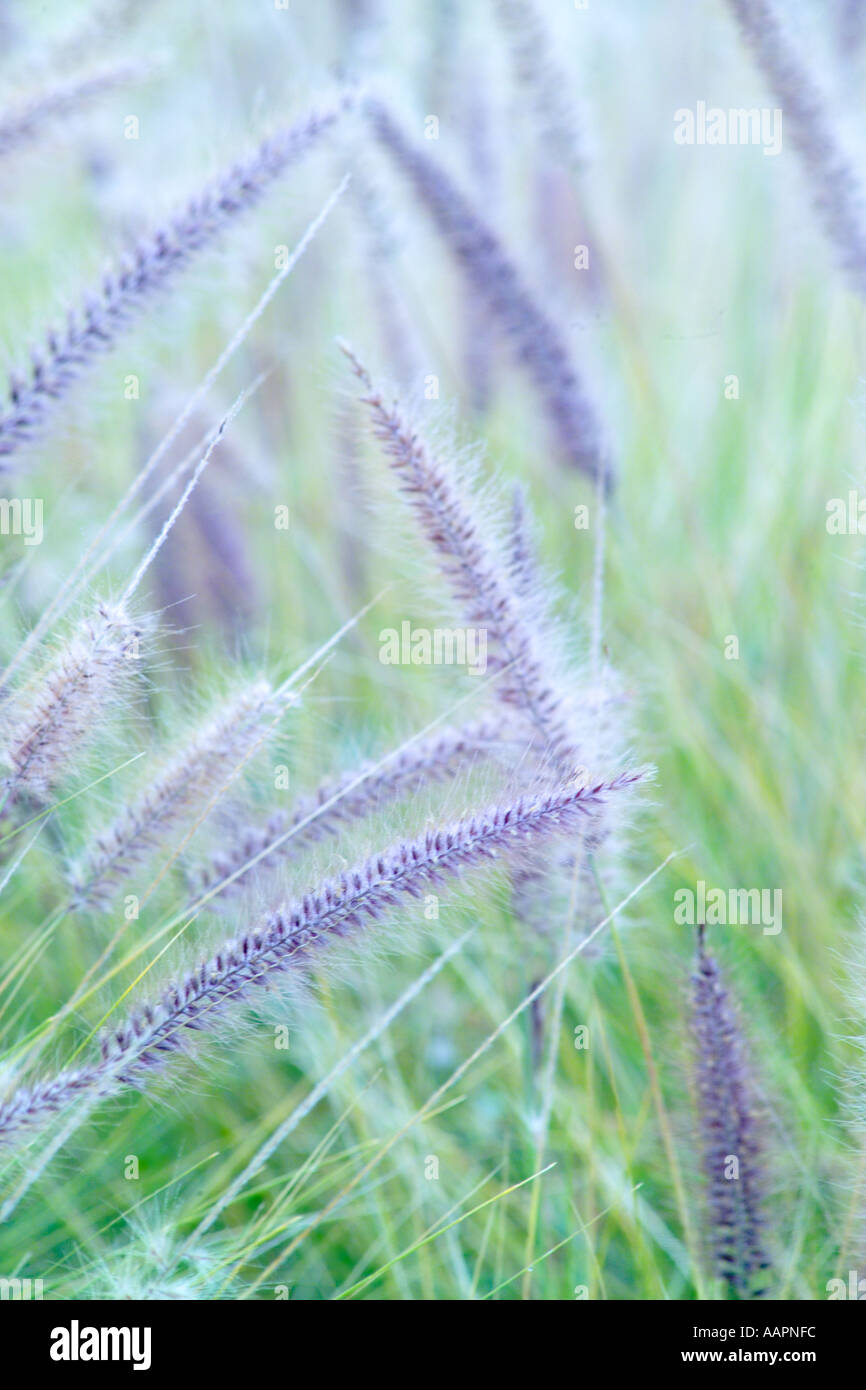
[0,0,863,1299]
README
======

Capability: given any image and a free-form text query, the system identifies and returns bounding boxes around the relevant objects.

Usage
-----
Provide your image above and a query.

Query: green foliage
[0,0,861,1300]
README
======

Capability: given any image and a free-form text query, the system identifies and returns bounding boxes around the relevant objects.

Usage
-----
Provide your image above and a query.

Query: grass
[0,0,863,1300]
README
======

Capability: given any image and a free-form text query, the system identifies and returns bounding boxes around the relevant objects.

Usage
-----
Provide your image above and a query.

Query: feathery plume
[0,771,644,1149]
[80,1219,231,1301]
[364,98,611,485]
[72,679,279,907]
[725,0,866,297]
[0,63,145,161]
[0,178,349,701]
[342,346,583,772]
[0,600,142,801]
[197,717,509,901]
[493,0,585,174]
[0,1064,103,1145]
[0,99,350,462]
[690,925,771,1298]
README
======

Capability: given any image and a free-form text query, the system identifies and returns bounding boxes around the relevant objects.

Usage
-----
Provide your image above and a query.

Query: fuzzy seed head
[1,600,142,801]
[74,678,278,907]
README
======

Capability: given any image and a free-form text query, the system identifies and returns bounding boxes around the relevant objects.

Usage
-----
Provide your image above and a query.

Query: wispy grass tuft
[71,678,282,908]
[725,0,866,296]
[342,344,586,772]
[0,772,643,1152]
[196,716,508,902]
[0,63,146,161]
[0,599,143,803]
[363,98,612,484]
[0,98,351,462]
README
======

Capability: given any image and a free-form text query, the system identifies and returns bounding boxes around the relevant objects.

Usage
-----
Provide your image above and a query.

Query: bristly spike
[0,770,646,1150]
[0,63,149,162]
[0,600,144,802]
[71,679,281,908]
[0,97,353,464]
[195,717,510,902]
[690,927,772,1298]
[362,98,612,486]
[342,345,584,774]
[725,0,866,298]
